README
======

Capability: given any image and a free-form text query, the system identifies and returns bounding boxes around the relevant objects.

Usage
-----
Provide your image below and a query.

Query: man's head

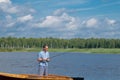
[43,45,48,52]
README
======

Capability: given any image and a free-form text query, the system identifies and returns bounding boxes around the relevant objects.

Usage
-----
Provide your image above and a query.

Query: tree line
[0,37,120,48]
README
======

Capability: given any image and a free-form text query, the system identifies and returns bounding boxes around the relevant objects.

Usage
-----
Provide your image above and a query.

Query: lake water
[0,52,120,80]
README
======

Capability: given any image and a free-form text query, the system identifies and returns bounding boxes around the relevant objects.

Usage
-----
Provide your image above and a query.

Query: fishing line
[50,52,69,59]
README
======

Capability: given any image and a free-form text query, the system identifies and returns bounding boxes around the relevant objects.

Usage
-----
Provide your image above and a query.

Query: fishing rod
[50,52,69,59]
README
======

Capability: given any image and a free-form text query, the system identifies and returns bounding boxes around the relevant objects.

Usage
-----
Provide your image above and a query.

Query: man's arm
[37,52,44,62]
[37,58,43,62]
[46,52,50,62]
[37,58,50,62]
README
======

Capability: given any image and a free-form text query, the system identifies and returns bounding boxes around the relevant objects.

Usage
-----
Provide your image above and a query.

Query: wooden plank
[0,72,73,80]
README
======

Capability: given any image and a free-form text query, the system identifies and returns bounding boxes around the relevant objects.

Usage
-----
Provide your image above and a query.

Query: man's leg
[44,66,48,76]
[38,65,44,76]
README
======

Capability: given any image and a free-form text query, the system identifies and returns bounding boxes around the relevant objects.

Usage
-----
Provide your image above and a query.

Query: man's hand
[46,58,50,62]
[43,58,50,62]
[37,58,50,62]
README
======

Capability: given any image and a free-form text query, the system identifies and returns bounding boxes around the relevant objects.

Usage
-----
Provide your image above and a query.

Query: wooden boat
[0,72,73,80]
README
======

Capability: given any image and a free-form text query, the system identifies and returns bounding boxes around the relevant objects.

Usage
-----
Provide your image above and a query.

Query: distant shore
[0,48,120,54]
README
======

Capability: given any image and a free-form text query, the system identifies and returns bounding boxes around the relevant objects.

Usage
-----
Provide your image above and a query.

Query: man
[37,45,50,76]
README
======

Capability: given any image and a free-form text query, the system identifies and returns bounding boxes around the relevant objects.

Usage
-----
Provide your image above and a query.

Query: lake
[0,52,120,80]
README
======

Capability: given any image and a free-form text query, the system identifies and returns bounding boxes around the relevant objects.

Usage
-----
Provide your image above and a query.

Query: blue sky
[0,0,120,38]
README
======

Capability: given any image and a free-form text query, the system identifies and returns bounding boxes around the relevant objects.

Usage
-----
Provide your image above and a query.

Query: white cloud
[0,0,18,14]
[39,16,62,27]
[62,13,79,30]
[0,0,119,39]
[0,0,11,4]
[0,0,35,14]
[7,6,18,13]
[53,8,66,15]
[105,18,116,25]
[85,18,98,27]
[0,0,36,31]
[35,12,79,30]
[17,14,33,23]
[6,22,15,27]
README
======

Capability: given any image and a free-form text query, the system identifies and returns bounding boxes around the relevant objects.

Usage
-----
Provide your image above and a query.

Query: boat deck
[0,72,84,80]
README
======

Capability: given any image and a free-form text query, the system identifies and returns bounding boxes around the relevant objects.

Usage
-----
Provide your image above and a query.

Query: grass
[50,48,120,54]
[0,48,120,54]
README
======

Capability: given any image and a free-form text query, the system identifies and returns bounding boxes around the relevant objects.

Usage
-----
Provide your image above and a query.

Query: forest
[0,37,120,49]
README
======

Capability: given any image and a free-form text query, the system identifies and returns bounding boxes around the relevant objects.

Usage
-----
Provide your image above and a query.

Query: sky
[0,0,120,39]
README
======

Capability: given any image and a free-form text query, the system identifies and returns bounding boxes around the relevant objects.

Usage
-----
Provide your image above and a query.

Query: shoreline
[0,48,120,54]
